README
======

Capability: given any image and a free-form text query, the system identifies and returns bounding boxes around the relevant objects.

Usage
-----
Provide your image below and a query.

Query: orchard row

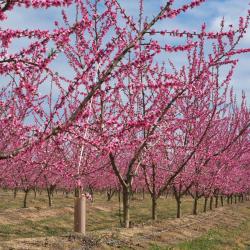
[0,0,250,228]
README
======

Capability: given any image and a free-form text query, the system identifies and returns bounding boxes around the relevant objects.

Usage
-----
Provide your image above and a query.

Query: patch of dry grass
[0,190,249,249]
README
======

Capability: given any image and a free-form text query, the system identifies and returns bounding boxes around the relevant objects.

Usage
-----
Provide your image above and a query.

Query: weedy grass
[0,190,204,235]
[0,189,249,249]
[149,218,250,250]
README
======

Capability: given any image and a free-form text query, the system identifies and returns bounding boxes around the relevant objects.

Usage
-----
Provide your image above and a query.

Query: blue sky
[1,0,250,103]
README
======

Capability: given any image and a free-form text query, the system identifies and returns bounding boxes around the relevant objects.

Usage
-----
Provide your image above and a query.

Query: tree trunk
[220,196,224,206]
[107,191,111,201]
[209,196,213,210]
[33,188,37,199]
[203,197,208,213]
[176,197,181,218]
[75,187,80,198]
[47,188,52,207]
[152,195,157,220]
[89,185,94,202]
[151,164,157,220]
[107,188,115,201]
[122,186,130,228]
[241,193,244,202]
[118,188,122,226]
[65,191,69,198]
[192,197,198,215]
[23,190,29,208]
[234,195,237,204]
[130,188,134,200]
[13,188,17,199]
[173,186,181,218]
[215,195,218,208]
[142,188,145,200]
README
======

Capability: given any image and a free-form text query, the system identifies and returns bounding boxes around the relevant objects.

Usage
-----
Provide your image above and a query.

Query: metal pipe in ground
[74,196,86,234]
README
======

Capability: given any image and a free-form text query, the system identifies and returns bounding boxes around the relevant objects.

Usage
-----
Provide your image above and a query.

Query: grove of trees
[0,0,250,229]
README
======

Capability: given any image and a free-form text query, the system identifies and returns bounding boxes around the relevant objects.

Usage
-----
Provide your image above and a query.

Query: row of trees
[0,0,250,228]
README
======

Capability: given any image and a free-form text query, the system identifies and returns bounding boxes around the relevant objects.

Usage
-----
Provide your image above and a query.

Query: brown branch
[157,105,217,198]
[1,0,13,12]
[0,0,175,160]
[109,152,127,189]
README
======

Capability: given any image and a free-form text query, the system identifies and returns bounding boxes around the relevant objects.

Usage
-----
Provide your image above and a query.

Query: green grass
[183,220,250,250]
[176,230,228,250]
[149,219,250,250]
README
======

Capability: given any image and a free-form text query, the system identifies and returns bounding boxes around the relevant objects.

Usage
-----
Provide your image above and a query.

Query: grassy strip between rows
[150,219,250,250]
[0,191,249,249]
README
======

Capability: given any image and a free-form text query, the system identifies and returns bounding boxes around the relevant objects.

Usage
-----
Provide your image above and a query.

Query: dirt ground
[0,200,249,250]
